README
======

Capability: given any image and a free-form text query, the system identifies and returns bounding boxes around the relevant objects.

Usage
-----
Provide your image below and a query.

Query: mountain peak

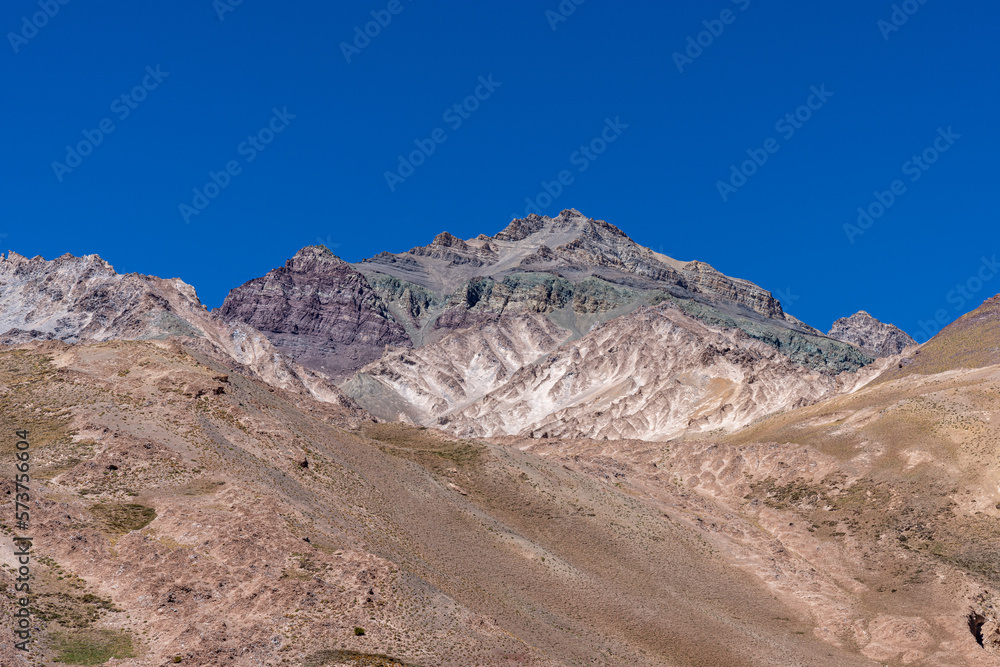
[293,244,340,259]
[828,310,915,357]
[493,209,612,243]
[430,231,469,249]
[288,245,346,270]
[351,210,789,321]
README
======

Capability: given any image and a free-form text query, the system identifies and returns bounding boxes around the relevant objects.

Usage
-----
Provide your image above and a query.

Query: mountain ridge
[0,249,365,414]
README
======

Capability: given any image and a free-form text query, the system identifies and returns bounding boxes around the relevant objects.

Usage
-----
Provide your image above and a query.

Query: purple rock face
[218,246,411,380]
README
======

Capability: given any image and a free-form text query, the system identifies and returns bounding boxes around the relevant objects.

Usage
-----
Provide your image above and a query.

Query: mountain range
[0,210,918,443]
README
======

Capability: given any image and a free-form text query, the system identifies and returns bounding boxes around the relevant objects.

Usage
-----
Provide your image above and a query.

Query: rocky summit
[217,245,411,380]
[828,309,917,357]
[11,211,1000,667]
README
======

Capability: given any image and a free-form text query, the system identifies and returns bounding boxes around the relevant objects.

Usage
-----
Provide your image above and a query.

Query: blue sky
[3,0,998,341]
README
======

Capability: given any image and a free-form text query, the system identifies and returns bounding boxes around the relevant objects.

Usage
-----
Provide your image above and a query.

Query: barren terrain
[1,309,999,664]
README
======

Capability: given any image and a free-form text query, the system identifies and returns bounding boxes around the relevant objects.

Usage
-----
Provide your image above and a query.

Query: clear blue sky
[3,0,998,342]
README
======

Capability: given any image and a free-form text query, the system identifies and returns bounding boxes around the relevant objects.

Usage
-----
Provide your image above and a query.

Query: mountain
[5,221,1000,666]
[0,212,916,445]
[827,310,916,357]
[222,210,886,441]
[358,208,785,318]
[222,210,872,376]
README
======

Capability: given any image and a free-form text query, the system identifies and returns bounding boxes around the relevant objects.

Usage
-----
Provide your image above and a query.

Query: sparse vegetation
[360,423,483,472]
[88,503,156,535]
[51,629,136,664]
[303,648,416,667]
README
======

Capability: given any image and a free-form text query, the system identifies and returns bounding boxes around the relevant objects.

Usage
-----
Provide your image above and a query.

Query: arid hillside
[0,338,882,666]
[492,297,1000,665]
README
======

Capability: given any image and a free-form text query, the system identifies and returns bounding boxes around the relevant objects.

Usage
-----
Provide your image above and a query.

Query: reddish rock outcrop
[218,246,411,380]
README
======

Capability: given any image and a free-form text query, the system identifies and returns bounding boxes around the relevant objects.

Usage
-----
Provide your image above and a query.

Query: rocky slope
[485,296,1000,665]
[347,304,888,440]
[874,294,1000,382]
[0,251,361,411]
[827,310,916,357]
[0,340,881,667]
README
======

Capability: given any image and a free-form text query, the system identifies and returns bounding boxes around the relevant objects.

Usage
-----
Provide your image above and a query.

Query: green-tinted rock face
[444,274,573,314]
[366,273,439,319]
[571,278,638,314]
[651,292,873,374]
[440,274,637,316]
[426,276,870,374]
